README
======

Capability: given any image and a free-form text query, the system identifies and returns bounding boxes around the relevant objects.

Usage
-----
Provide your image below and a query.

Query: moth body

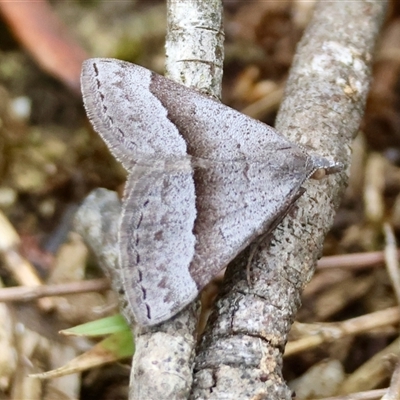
[81,58,341,326]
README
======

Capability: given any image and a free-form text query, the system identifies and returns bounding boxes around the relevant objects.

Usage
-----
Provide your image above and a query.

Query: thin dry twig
[286,306,400,356]
[317,250,400,270]
[383,223,400,304]
[315,388,387,400]
[0,210,53,310]
[240,85,284,120]
[0,278,109,302]
[364,153,386,223]
[339,337,400,394]
[382,360,400,400]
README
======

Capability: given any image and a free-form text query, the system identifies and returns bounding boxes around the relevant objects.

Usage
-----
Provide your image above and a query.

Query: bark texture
[165,0,224,98]
[130,1,224,400]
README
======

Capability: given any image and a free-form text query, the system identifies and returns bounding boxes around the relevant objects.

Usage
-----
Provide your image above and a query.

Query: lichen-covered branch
[165,0,224,98]
[129,1,224,400]
[191,1,387,399]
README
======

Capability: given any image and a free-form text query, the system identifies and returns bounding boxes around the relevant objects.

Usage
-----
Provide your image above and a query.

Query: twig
[286,306,400,356]
[0,278,110,302]
[339,336,400,394]
[317,250,400,270]
[74,189,135,326]
[383,223,400,304]
[241,85,284,120]
[0,210,53,310]
[314,388,387,400]
[382,361,400,400]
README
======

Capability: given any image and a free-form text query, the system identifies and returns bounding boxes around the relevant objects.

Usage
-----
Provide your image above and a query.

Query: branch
[192,1,387,399]
[73,190,136,325]
[129,1,224,400]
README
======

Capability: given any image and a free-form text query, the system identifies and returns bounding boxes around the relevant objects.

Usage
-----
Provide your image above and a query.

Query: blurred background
[0,1,400,399]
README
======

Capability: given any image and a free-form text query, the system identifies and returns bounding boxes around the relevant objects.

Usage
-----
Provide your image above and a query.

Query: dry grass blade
[382,360,400,399]
[317,251,400,271]
[0,278,109,302]
[0,211,52,310]
[286,307,400,356]
[383,223,400,304]
[312,388,387,400]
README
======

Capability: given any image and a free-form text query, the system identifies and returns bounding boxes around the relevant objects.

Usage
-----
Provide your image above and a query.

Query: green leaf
[60,314,129,337]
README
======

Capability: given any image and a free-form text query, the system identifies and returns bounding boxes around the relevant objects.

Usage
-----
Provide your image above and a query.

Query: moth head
[309,156,344,180]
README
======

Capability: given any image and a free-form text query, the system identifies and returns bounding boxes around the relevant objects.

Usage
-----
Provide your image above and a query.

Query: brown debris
[0,0,87,93]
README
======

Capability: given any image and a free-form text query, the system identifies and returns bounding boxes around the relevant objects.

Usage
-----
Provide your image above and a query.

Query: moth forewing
[81,58,341,326]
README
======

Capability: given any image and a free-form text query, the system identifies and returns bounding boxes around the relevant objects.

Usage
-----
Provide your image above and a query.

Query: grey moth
[81,58,340,326]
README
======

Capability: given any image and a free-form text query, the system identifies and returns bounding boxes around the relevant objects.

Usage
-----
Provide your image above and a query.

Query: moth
[81,58,340,326]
